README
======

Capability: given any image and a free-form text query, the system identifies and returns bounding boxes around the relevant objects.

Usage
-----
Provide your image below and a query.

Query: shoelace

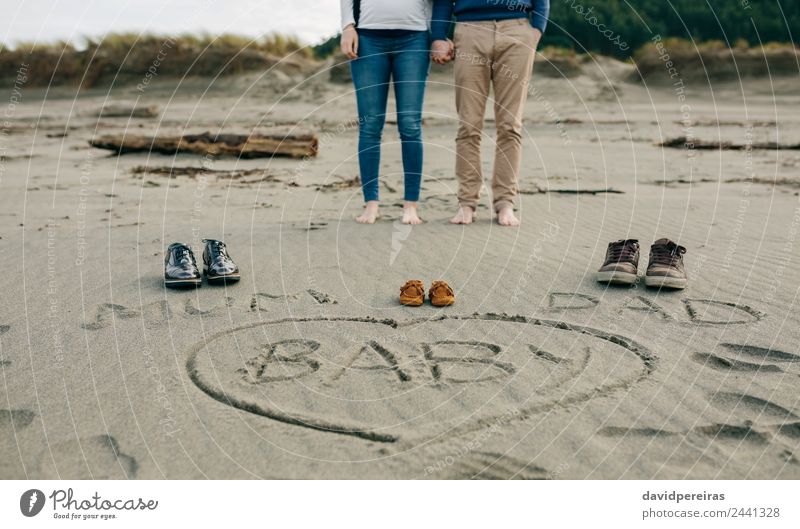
[205,240,231,264]
[607,240,638,262]
[401,281,424,296]
[430,281,453,297]
[650,244,686,266]
[176,246,194,266]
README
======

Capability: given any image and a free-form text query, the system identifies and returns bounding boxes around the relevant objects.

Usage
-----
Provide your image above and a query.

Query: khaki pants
[453,19,537,212]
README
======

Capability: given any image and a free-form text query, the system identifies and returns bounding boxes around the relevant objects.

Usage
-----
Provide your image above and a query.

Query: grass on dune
[633,38,800,81]
[0,32,314,88]
[1,33,797,89]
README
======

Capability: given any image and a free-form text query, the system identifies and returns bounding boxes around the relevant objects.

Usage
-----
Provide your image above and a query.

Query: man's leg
[351,33,391,223]
[452,21,493,224]
[491,19,537,226]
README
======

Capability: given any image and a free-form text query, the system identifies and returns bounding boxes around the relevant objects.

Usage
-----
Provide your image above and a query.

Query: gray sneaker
[645,238,687,289]
[596,239,640,285]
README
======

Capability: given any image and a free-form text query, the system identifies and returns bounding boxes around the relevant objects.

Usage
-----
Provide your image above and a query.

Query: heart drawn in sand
[186,314,656,445]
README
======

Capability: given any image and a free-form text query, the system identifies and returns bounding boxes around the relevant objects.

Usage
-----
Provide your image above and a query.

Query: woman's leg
[392,32,430,224]
[350,33,391,222]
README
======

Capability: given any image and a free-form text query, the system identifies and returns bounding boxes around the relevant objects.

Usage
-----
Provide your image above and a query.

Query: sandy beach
[1,53,799,479]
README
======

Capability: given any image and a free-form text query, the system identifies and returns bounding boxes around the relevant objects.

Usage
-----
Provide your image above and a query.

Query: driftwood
[659,136,800,150]
[131,165,270,178]
[672,119,776,127]
[315,174,360,191]
[519,186,624,195]
[130,165,289,186]
[89,130,318,159]
[656,177,800,189]
[97,104,160,118]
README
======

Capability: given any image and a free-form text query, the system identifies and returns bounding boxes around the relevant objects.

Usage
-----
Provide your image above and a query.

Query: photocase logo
[20,489,45,517]
[390,219,413,266]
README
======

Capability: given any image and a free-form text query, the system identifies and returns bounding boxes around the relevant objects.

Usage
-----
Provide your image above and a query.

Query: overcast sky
[0,0,342,48]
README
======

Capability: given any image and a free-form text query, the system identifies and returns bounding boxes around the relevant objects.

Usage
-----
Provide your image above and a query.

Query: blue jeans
[351,29,430,203]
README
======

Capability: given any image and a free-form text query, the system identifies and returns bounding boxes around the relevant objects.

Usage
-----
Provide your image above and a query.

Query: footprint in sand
[0,409,35,431]
[34,435,137,479]
[708,391,799,422]
[598,423,770,444]
[692,352,783,373]
[440,451,549,480]
[0,409,36,478]
[599,390,800,446]
[720,343,800,362]
[775,423,800,439]
[692,343,800,375]
[0,323,10,365]
[693,422,771,444]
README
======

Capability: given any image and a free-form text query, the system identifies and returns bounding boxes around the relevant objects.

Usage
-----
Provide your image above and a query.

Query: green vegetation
[633,38,800,81]
[2,1,796,88]
[314,0,800,59]
[312,1,799,60]
[543,0,800,58]
[312,35,341,60]
[0,33,313,88]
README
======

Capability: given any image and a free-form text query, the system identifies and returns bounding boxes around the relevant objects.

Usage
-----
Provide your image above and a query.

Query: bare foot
[401,202,423,225]
[356,201,380,224]
[449,205,475,225]
[497,206,520,227]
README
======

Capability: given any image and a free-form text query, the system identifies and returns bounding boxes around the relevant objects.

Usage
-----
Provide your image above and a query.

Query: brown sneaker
[645,238,687,289]
[428,280,455,307]
[596,239,640,285]
[400,280,425,306]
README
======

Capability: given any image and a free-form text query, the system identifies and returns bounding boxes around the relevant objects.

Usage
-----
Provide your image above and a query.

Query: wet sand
[1,57,799,478]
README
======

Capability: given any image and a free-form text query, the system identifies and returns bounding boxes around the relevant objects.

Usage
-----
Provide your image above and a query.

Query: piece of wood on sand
[659,136,800,150]
[97,103,161,118]
[89,129,319,159]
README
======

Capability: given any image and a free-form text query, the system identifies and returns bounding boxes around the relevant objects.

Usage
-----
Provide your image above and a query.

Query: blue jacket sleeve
[531,0,550,33]
[431,0,455,41]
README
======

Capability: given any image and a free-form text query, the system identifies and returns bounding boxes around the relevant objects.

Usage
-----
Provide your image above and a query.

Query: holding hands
[431,39,454,64]
[342,31,456,64]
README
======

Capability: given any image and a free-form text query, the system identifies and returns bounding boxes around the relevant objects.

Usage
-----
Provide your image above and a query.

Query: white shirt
[340,0,432,31]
